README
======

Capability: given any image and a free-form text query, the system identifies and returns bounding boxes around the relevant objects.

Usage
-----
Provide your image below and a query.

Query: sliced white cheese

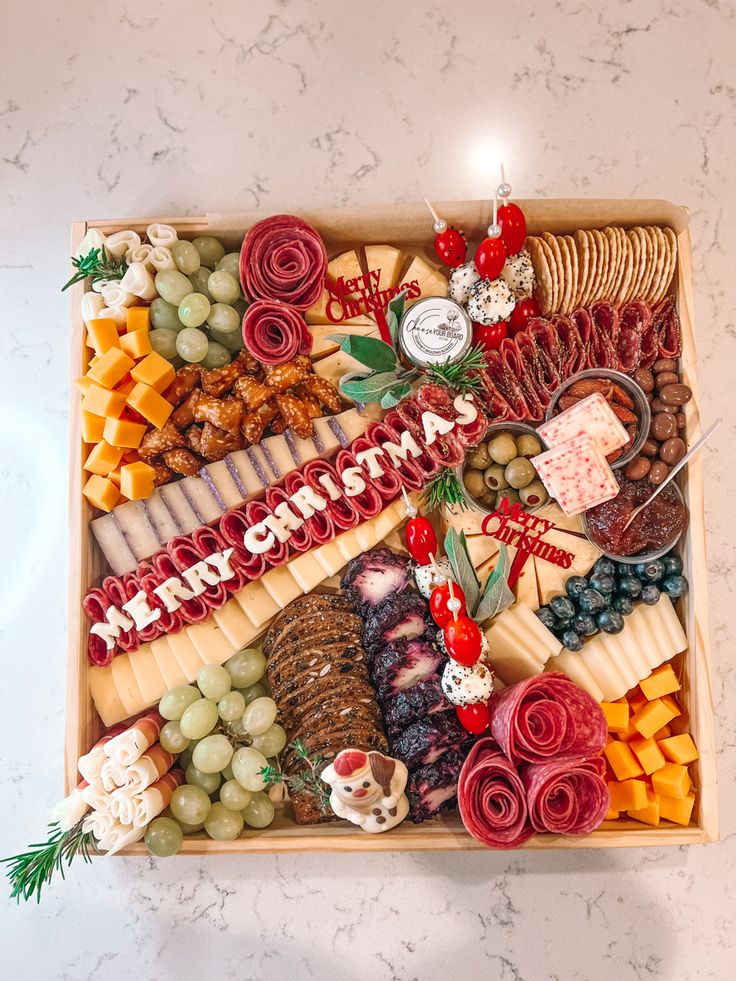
[89,665,126,728]
[465,534,502,569]
[167,629,205,681]
[144,489,181,547]
[287,551,327,593]
[334,407,372,444]
[579,638,628,701]
[334,527,361,562]
[260,434,299,481]
[514,602,562,659]
[246,444,276,484]
[547,651,605,702]
[227,450,268,497]
[312,349,369,395]
[159,483,200,535]
[441,503,488,538]
[644,595,687,662]
[514,558,540,610]
[129,644,167,706]
[364,244,403,292]
[311,416,342,455]
[187,619,237,666]
[113,501,161,562]
[213,600,257,652]
[261,565,302,609]
[489,643,545,686]
[203,461,245,511]
[329,249,364,285]
[181,476,222,524]
[313,540,348,577]
[234,580,281,628]
[286,432,321,468]
[304,286,375,327]
[109,655,142,718]
[91,514,138,576]
[151,636,189,689]
[623,605,662,671]
[533,503,586,535]
[483,605,561,685]
[371,499,407,543]
[601,633,641,693]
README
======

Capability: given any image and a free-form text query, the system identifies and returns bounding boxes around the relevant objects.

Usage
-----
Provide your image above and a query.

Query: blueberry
[536,606,556,630]
[617,576,643,599]
[613,595,634,616]
[562,630,584,652]
[565,575,589,600]
[634,559,666,582]
[662,575,689,599]
[597,609,625,634]
[549,595,576,620]
[578,588,606,614]
[615,561,634,577]
[572,612,598,636]
[593,557,616,577]
[640,584,661,605]
[551,617,573,637]
[662,554,684,577]
[589,573,615,595]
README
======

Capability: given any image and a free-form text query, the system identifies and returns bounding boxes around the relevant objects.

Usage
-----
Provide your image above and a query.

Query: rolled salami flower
[100,281,135,308]
[100,305,127,327]
[126,243,154,268]
[146,222,178,248]
[132,769,184,829]
[104,710,165,767]
[77,724,127,783]
[52,781,90,832]
[105,229,141,258]
[122,743,174,794]
[149,246,175,271]
[75,228,106,259]
[80,291,105,325]
[120,261,157,301]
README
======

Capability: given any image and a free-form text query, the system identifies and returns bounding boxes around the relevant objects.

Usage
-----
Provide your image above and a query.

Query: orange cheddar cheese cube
[618,718,639,743]
[126,306,150,333]
[659,791,695,826]
[639,663,681,700]
[126,382,173,429]
[82,474,121,512]
[81,384,127,420]
[608,779,648,812]
[120,329,152,360]
[81,410,106,443]
[627,689,648,714]
[628,789,661,827]
[628,736,666,776]
[604,806,620,821]
[604,741,644,781]
[601,702,630,733]
[103,417,147,449]
[651,762,691,800]
[631,698,677,739]
[86,347,135,390]
[119,461,156,500]
[130,352,176,393]
[75,375,95,394]
[660,693,682,718]
[115,377,137,398]
[87,318,120,354]
[652,724,672,741]
[658,733,699,765]
[108,468,121,488]
[84,440,124,477]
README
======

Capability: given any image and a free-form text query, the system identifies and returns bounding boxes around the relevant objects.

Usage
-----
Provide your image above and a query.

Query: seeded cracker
[558,235,575,314]
[623,229,642,303]
[647,226,668,303]
[527,236,554,315]
[590,229,608,303]
[573,229,589,308]
[564,234,579,312]
[542,232,565,313]
[602,227,620,300]
[553,234,571,314]
[638,226,660,301]
[581,230,599,307]
[615,228,634,304]
[631,227,651,300]
[652,226,678,305]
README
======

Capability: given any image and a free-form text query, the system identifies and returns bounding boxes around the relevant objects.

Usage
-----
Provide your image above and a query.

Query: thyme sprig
[2,820,97,904]
[61,246,128,292]
[260,739,331,815]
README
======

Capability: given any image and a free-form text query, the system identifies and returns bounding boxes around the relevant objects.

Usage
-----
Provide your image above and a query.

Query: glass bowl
[457,421,550,516]
[544,368,651,470]
[582,479,688,564]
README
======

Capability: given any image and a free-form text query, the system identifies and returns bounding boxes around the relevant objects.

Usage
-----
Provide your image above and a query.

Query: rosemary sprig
[2,820,97,904]
[260,739,331,815]
[61,246,128,292]
[424,344,487,393]
[422,468,468,513]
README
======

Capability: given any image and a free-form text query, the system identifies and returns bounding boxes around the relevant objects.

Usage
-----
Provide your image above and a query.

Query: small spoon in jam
[621,417,721,532]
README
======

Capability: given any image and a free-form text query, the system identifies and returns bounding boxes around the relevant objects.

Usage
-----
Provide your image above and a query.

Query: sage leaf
[444,528,480,614]
[380,382,412,409]
[326,333,397,372]
[341,371,403,403]
[386,290,407,346]
[475,544,515,624]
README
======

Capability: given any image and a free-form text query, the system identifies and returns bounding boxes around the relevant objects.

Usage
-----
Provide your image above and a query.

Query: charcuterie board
[55,198,716,862]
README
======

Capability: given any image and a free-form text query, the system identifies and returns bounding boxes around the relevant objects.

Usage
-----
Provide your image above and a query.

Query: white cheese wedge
[533,536,601,605]
[151,636,189,689]
[546,651,605,702]
[533,503,586,534]
[329,249,364,284]
[262,565,302,609]
[483,604,562,685]
[260,434,298,481]
[402,256,449,309]
[312,541,347,577]
[643,594,687,660]
[579,638,629,701]
[364,244,403,292]
[203,461,245,511]
[187,619,237,665]
[465,534,502,569]
[181,476,222,524]
[159,483,200,535]
[441,504,488,538]
[91,514,138,576]
[167,630,205,680]
[129,645,167,706]
[287,551,328,593]
[109,655,141,718]
[304,286,375,327]
[113,501,161,561]
[311,416,342,455]
[312,349,370,395]
[212,600,256,651]
[144,489,181,546]
[600,633,641,693]
[89,666,126,728]
[233,580,281,628]
[308,323,379,359]
[227,449,268,497]
[513,558,540,610]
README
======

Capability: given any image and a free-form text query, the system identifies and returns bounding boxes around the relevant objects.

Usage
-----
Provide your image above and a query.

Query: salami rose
[84,587,116,667]
[458,738,535,849]
[523,756,610,835]
[240,214,327,310]
[489,673,607,766]
[242,299,312,365]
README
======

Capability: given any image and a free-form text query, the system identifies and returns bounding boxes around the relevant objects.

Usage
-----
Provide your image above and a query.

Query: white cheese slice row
[288,551,330,594]
[513,558,540,610]
[109,656,140,719]
[233,581,281,629]
[129,645,167,706]
[151,636,189,689]
[145,490,180,546]
[227,449,268,497]
[203,461,245,511]
[260,435,296,481]
[579,637,629,701]
[212,600,255,651]
[308,323,379,360]
[311,416,341,456]
[483,603,562,685]
[598,633,641,693]
[547,651,605,702]
[114,501,161,562]
[312,541,346,578]
[159,483,200,535]
[167,630,204,680]
[91,514,138,577]
[262,565,303,609]
[188,620,234,666]
[643,595,688,659]
[180,476,222,524]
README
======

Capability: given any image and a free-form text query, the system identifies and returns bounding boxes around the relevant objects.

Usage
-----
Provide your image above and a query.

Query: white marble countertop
[1,1,734,978]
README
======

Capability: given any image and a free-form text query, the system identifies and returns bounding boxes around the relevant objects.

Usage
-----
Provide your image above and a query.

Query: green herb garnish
[424,344,487,393]
[422,469,468,513]
[61,246,128,292]
[260,739,331,815]
[2,821,97,904]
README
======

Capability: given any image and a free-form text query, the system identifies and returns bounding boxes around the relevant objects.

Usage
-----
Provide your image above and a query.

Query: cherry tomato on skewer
[474,237,507,281]
[434,227,467,268]
[456,701,491,734]
[498,202,527,256]
[429,581,467,628]
[405,516,437,566]
[473,320,508,353]
[443,615,483,667]
[508,296,541,336]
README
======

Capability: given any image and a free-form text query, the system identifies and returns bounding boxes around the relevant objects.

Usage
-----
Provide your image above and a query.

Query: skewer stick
[500,162,506,186]
[493,190,498,227]
[401,486,416,517]
[447,579,460,622]
[424,198,441,225]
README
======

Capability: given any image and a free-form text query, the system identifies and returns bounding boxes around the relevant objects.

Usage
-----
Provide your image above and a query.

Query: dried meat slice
[335,449,383,520]
[653,296,682,358]
[169,535,229,614]
[588,301,619,368]
[506,336,546,420]
[551,314,585,376]
[240,214,327,310]
[364,422,424,491]
[570,307,593,368]
[615,324,641,373]
[302,460,360,530]
[244,500,291,566]
[219,508,266,581]
[283,470,335,544]
[350,435,403,500]
[458,737,535,849]
[242,299,312,365]
[473,368,514,423]
[265,485,313,552]
[523,755,610,835]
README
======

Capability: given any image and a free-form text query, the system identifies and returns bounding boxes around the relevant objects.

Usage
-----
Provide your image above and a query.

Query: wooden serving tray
[65,199,718,852]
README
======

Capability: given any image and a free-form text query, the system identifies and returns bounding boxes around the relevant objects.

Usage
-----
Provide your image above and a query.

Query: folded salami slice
[481,354,529,420]
[588,301,619,368]
[426,430,465,467]
[615,324,641,372]
[415,383,454,419]
[350,435,403,499]
[550,315,585,376]
[242,299,312,365]
[124,567,162,644]
[528,317,562,371]
[84,587,116,667]
[570,307,593,366]
[240,214,327,310]
[458,738,535,849]
[153,549,208,626]
[489,673,607,766]
[169,535,229,615]
[474,368,514,422]
[284,470,335,544]
[103,576,139,652]
[265,486,313,552]
[244,500,290,566]
[191,525,247,593]
[383,411,442,480]
[620,300,652,336]
[394,397,427,437]
[302,460,360,530]
[335,449,383,519]
[654,296,681,358]
[505,336,545,420]
[453,403,488,448]
[219,508,267,581]
[365,422,424,490]
[523,755,610,835]
[140,560,182,636]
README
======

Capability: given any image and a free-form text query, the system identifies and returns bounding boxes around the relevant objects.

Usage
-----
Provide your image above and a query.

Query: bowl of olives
[458,422,550,514]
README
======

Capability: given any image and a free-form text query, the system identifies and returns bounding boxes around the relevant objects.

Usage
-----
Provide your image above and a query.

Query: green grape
[155,269,194,306]
[225,649,266,688]
[201,342,231,369]
[219,779,252,812]
[207,302,240,334]
[144,817,183,857]
[204,802,244,841]
[218,690,245,722]
[242,792,275,829]
[179,698,219,739]
[171,239,201,275]
[197,664,232,700]
[207,270,240,305]
[240,682,267,705]
[185,762,222,794]
[192,236,226,268]
[189,266,213,300]
[226,717,248,737]
[170,784,211,825]
[242,696,278,736]
[149,328,178,360]
[221,763,234,781]
[160,720,190,754]
[174,817,204,835]
[210,327,244,353]
[178,293,211,328]
[216,252,241,277]
[176,326,209,363]
[159,685,201,721]
[192,734,234,774]
[232,747,268,792]
[250,723,287,758]
[178,747,193,770]
[150,297,183,331]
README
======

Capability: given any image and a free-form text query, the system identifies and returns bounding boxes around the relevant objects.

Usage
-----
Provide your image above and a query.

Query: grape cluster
[144,647,284,857]
[535,552,688,653]
[149,236,247,370]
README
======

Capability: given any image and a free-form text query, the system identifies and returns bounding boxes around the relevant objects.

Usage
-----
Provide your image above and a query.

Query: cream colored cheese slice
[187,620,236,666]
[287,551,328,593]
[167,629,205,679]
[261,565,302,609]
[212,600,256,652]
[89,665,127,728]
[579,638,628,701]
[547,651,605,702]
[109,655,141,718]
[233,580,280,628]
[151,636,189,689]
[364,245,403,292]
[129,645,167,706]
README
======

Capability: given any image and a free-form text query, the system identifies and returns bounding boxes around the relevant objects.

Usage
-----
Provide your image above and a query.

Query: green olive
[483,464,509,491]
[515,433,543,458]
[466,444,491,469]
[504,457,536,489]
[479,491,497,508]
[488,433,517,465]
[496,489,520,509]
[519,479,548,508]
[463,469,486,498]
